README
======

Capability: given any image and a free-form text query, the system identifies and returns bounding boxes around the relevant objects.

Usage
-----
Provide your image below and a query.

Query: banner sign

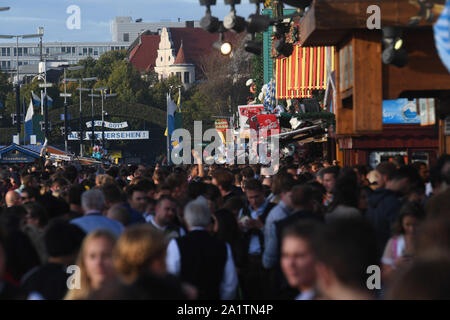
[215,119,229,131]
[238,105,265,129]
[68,131,149,140]
[418,98,436,126]
[0,150,37,163]
[85,121,129,129]
[382,99,420,124]
[249,114,280,137]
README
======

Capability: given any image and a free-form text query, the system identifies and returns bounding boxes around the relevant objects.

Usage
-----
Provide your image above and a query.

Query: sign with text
[85,121,128,129]
[68,131,149,140]
[215,119,229,131]
[249,114,280,137]
[238,105,265,129]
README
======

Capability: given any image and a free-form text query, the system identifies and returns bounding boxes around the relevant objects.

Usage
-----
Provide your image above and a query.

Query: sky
[0,0,258,43]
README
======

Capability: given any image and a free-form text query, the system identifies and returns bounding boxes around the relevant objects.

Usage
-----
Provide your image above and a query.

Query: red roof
[128,27,243,79]
[129,34,160,72]
[174,42,187,64]
[169,28,241,79]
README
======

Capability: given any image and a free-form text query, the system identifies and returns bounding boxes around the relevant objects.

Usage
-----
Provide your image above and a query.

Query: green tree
[107,59,149,104]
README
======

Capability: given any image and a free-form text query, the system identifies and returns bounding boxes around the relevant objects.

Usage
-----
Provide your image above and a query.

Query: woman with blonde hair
[113,224,167,284]
[65,229,117,300]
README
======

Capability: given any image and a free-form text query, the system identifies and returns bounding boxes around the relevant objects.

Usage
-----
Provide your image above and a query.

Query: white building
[154,29,195,88]
[110,16,199,43]
[0,41,129,80]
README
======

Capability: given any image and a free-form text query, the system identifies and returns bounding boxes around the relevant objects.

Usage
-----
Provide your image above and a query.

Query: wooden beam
[383,29,450,99]
[299,0,446,46]
[335,38,354,135]
[353,30,383,133]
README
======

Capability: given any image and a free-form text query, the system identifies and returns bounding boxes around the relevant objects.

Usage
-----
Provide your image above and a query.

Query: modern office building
[110,16,199,43]
[0,41,129,81]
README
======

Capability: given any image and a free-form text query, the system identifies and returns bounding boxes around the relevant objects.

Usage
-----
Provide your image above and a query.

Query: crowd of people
[1,153,450,300]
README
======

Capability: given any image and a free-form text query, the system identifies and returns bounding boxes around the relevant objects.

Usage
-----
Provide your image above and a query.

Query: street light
[38,81,53,142]
[60,65,84,153]
[66,76,97,156]
[0,32,41,144]
[94,88,116,151]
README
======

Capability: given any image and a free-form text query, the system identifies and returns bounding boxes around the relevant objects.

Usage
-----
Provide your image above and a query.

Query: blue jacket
[121,203,146,225]
[365,188,403,257]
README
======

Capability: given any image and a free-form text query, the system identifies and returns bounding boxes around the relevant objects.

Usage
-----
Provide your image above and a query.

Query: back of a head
[416,217,450,258]
[313,217,379,291]
[44,219,86,258]
[165,172,187,191]
[291,185,313,209]
[135,178,156,193]
[113,224,166,284]
[187,181,207,200]
[425,189,450,220]
[102,183,124,205]
[241,166,255,180]
[184,196,211,229]
[69,184,85,206]
[107,205,131,226]
[81,189,105,212]
[375,162,397,180]
[387,254,450,300]
[212,169,234,192]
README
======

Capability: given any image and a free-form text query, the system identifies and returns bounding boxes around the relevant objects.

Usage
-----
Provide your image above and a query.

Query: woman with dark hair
[212,209,246,272]
[381,201,425,283]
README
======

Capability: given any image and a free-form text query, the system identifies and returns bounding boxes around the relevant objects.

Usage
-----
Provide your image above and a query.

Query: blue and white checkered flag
[434,0,450,73]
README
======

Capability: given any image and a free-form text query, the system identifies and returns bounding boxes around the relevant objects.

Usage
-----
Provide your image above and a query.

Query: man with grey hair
[166,196,238,300]
[71,189,124,236]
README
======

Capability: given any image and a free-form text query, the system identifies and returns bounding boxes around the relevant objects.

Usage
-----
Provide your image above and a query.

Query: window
[88,47,93,55]
[1,48,6,56]
[123,33,129,42]
[72,47,76,54]
[184,72,190,84]
[160,57,163,62]
[62,47,66,53]
[23,48,28,55]
[83,48,87,55]
[176,72,181,81]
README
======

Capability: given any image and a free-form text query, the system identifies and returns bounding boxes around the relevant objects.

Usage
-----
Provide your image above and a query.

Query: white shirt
[147,215,186,237]
[296,289,316,300]
[166,227,238,300]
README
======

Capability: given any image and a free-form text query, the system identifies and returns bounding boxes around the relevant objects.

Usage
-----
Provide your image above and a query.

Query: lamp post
[60,65,84,153]
[0,32,42,144]
[91,88,117,151]
[38,80,52,142]
[66,76,97,156]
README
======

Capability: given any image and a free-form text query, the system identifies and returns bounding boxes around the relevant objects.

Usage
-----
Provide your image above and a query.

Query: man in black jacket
[366,165,422,257]
[166,196,238,300]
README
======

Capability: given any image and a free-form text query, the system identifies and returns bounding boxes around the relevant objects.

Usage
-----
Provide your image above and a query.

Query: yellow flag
[164,127,168,136]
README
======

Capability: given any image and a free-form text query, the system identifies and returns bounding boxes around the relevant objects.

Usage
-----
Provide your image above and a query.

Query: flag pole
[167,92,170,166]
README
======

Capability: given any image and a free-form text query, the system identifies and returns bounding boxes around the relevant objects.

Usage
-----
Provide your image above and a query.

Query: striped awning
[275,45,335,99]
